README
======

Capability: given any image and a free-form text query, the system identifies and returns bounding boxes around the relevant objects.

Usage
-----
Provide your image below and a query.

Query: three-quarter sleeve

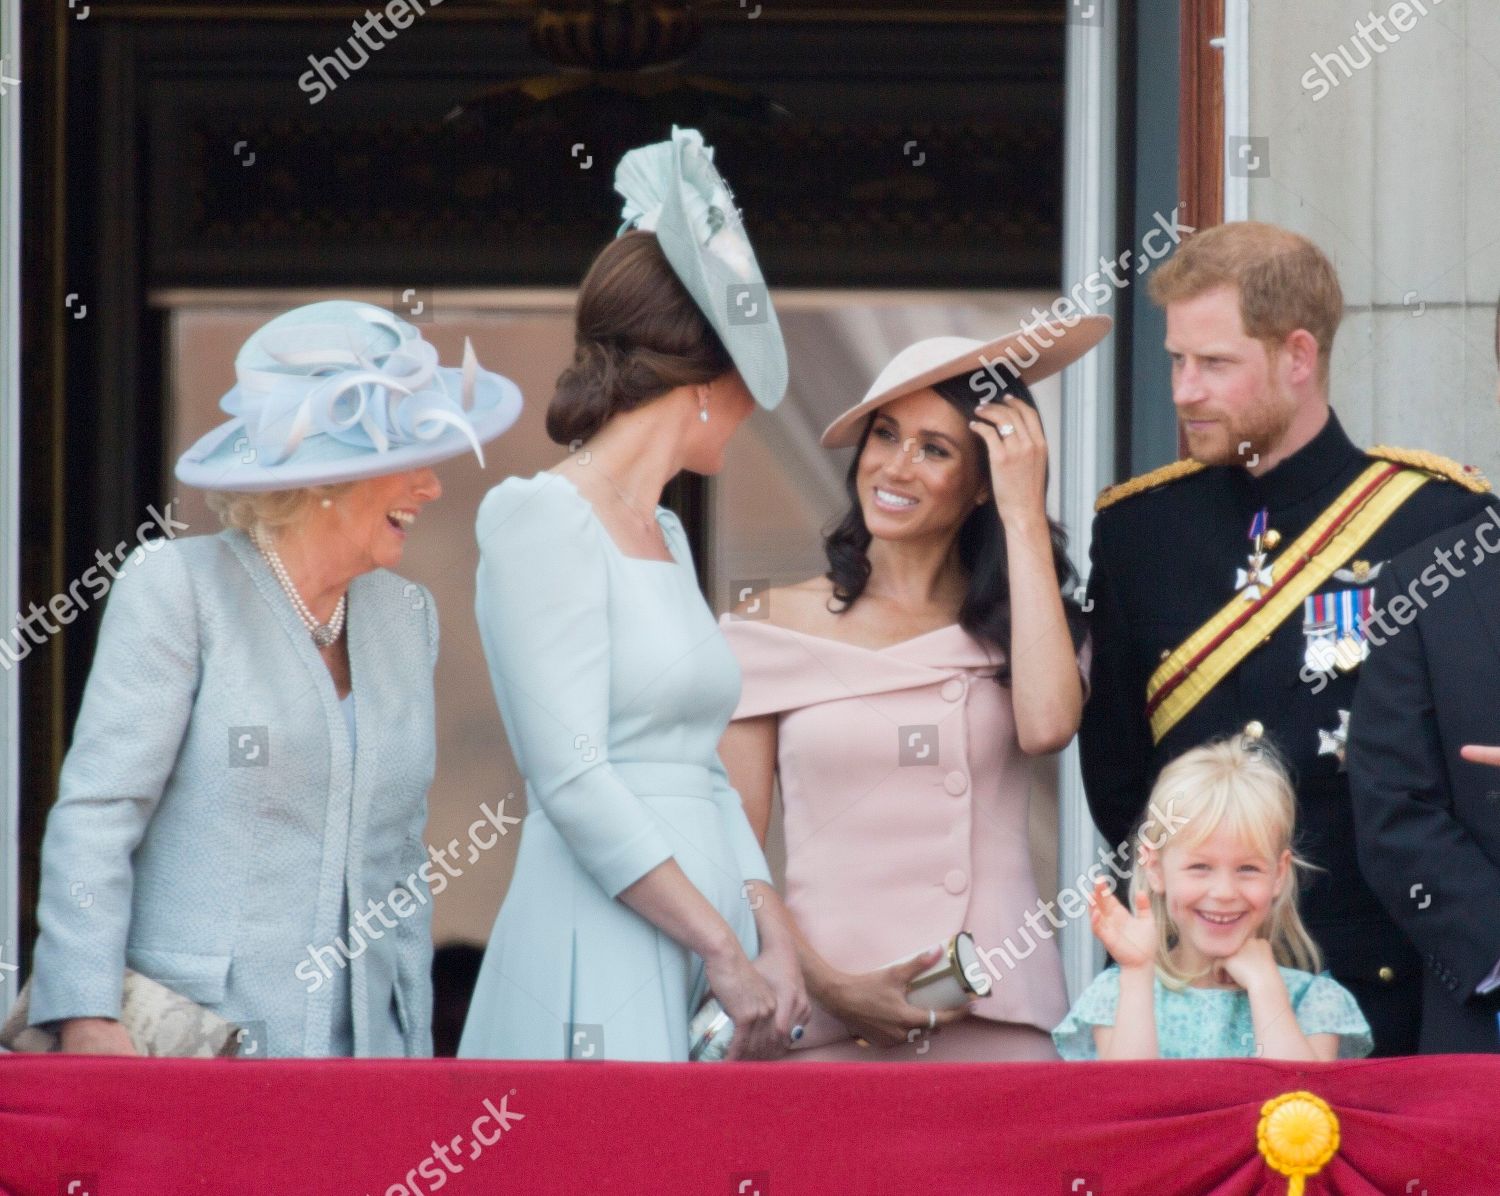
[473,478,675,899]
[30,544,202,1026]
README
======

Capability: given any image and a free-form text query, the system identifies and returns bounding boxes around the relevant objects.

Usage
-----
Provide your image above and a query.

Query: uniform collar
[1233,408,1360,511]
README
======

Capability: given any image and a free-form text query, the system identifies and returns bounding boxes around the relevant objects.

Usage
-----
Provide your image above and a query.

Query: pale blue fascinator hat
[614,126,788,412]
[175,300,523,492]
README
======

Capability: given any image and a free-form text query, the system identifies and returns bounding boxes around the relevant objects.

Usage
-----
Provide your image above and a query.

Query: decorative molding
[149,105,1061,287]
[84,2,1061,26]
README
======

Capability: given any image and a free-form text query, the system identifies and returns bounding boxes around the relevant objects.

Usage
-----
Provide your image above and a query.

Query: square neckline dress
[458,472,770,1061]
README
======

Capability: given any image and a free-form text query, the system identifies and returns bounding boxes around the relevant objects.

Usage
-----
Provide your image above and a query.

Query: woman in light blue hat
[29,301,521,1057]
[459,127,811,1062]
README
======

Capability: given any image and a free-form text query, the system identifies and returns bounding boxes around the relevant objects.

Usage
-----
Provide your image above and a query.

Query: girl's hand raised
[1087,877,1157,971]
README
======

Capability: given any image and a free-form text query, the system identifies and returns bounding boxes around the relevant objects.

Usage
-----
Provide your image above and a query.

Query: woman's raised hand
[969,395,1049,525]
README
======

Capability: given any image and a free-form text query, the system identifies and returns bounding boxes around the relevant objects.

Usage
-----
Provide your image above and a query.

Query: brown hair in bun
[546,230,734,446]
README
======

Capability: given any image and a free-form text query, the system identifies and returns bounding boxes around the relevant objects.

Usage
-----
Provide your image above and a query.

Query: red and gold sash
[1144,462,1429,743]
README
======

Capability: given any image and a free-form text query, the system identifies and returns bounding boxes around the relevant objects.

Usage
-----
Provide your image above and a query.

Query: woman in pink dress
[719,319,1110,1060]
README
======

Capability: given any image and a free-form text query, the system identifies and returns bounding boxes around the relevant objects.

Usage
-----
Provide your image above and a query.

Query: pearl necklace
[252,528,347,648]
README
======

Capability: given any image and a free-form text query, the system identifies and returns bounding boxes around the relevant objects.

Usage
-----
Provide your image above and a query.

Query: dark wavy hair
[823,366,1088,686]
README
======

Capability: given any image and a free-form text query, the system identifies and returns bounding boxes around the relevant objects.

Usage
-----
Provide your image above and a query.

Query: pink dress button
[944,869,968,895]
[944,770,968,795]
[941,677,966,702]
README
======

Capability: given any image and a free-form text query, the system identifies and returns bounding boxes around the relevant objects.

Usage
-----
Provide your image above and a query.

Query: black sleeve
[1348,554,1500,1004]
[1078,513,1155,851]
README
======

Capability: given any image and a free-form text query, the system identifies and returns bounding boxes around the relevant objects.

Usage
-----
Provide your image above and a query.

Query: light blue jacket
[29,529,437,1056]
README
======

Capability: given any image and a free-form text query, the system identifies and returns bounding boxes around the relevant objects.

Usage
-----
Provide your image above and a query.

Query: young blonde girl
[1053,736,1372,1060]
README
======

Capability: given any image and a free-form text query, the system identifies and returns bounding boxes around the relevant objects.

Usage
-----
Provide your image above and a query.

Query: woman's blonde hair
[204,483,357,536]
[1128,736,1321,989]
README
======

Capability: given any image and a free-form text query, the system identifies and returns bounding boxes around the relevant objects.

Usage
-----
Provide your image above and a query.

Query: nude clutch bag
[0,970,247,1057]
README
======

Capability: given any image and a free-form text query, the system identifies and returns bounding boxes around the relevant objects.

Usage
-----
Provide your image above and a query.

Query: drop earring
[699,400,709,424]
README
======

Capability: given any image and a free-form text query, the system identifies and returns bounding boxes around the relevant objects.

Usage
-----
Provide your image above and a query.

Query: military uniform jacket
[1348,508,1500,1052]
[1079,412,1494,1001]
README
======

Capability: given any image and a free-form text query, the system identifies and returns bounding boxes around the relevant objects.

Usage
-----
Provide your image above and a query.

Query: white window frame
[1221,0,1251,221]
[1057,0,1119,999]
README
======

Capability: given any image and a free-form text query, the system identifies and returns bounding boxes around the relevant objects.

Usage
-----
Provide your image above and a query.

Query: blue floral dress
[1052,966,1373,1059]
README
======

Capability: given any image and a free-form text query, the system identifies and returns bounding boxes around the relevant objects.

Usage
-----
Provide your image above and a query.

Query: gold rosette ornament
[1257,1091,1340,1195]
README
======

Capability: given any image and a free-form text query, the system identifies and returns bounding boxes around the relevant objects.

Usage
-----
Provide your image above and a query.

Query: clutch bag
[0,969,246,1057]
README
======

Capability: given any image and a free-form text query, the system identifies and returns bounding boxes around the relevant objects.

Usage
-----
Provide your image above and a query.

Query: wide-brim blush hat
[175,300,524,492]
[820,313,1113,449]
[614,126,788,413]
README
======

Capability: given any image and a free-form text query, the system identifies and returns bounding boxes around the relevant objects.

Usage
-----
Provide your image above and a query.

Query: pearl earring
[699,402,709,424]
[321,498,333,509]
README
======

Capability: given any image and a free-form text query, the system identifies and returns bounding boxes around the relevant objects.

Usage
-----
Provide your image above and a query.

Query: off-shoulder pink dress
[720,616,1084,1061]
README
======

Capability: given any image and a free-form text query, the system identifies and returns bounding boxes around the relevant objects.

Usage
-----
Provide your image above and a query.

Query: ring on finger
[926,1008,936,1031]
[998,423,1016,438]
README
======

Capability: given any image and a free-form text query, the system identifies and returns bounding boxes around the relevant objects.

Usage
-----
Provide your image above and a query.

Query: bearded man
[1079,221,1492,1055]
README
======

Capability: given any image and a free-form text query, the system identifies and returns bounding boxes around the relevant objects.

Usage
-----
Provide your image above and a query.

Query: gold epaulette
[1367,445,1491,494]
[1094,458,1207,512]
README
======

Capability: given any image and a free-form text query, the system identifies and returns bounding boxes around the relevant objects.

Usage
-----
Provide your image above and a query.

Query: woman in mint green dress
[1054,737,1373,1060]
[459,129,810,1062]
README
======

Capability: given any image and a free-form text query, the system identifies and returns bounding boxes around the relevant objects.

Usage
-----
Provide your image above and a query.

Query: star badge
[1318,709,1351,770]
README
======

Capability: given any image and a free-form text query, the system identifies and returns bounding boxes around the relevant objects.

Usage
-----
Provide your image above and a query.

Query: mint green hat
[175,300,523,492]
[614,126,788,411]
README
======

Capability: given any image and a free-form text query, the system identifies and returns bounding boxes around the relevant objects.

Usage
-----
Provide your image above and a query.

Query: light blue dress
[1052,965,1374,1059]
[458,473,771,1061]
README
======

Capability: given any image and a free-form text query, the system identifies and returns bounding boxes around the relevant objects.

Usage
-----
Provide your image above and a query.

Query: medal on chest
[1317,709,1351,770]
[1302,586,1373,676]
[1234,508,1280,601]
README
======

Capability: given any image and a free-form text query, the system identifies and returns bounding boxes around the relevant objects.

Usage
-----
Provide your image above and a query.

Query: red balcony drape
[1,1055,1497,1195]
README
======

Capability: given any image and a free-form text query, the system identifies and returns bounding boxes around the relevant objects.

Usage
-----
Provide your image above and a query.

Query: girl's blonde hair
[204,482,356,536]
[1128,736,1321,989]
